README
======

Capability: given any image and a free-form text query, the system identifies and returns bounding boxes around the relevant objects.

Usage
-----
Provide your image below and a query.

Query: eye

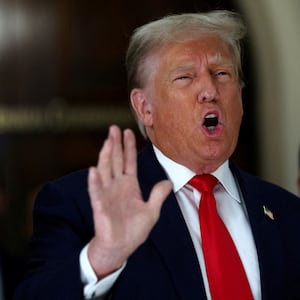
[174,74,193,81]
[213,69,234,82]
[215,70,229,77]
[172,73,194,87]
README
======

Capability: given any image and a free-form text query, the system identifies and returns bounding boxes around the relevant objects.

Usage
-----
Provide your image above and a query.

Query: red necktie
[189,174,253,300]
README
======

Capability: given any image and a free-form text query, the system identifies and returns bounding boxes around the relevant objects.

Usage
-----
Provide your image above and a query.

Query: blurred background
[0,0,299,258]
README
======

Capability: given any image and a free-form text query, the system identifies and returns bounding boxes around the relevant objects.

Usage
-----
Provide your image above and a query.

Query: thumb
[147,180,173,220]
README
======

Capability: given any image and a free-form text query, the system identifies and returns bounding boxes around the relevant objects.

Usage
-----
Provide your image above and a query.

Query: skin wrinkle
[168,52,235,81]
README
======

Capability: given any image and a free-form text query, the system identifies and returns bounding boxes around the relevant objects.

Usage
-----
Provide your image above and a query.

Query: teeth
[207,126,216,131]
[203,114,218,130]
[205,113,217,119]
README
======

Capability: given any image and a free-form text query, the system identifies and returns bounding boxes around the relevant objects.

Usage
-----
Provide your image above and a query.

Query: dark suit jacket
[14,144,300,299]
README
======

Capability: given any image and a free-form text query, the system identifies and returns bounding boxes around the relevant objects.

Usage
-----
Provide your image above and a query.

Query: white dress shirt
[80,146,261,299]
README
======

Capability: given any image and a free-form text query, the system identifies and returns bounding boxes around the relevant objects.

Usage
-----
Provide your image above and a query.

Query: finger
[110,125,124,178]
[88,167,103,208]
[98,132,113,186]
[147,180,173,221]
[123,129,137,176]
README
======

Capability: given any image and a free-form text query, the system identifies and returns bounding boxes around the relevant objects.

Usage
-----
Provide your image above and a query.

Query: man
[14,10,300,300]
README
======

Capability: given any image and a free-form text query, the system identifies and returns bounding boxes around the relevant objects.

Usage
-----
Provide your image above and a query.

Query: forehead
[140,35,235,86]
[155,35,234,67]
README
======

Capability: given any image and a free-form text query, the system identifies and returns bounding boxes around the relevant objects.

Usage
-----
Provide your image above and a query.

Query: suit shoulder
[44,168,88,191]
[242,170,298,198]
[235,168,300,219]
[49,168,88,189]
[231,161,298,199]
[34,169,89,209]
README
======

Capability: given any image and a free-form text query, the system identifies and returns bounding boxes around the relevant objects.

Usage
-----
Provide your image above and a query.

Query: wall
[238,0,300,194]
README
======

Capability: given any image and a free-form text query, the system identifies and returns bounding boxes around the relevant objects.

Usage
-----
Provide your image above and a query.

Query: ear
[130,88,153,126]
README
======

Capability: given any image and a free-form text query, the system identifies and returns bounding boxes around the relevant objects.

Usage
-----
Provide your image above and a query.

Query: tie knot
[189,174,218,193]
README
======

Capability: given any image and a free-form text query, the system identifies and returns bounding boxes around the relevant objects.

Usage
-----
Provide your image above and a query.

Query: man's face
[131,35,243,174]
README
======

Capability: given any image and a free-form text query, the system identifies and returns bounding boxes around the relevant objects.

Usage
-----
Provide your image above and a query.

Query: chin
[203,148,229,165]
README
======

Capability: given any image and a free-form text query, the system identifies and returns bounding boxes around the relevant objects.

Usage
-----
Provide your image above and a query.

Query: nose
[197,73,217,103]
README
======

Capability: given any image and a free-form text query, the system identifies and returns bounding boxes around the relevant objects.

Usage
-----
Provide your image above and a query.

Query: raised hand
[87,125,172,278]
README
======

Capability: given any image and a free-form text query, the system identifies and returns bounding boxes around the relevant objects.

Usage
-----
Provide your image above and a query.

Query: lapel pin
[263,205,274,221]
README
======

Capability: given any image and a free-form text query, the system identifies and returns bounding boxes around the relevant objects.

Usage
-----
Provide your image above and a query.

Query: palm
[87,125,172,278]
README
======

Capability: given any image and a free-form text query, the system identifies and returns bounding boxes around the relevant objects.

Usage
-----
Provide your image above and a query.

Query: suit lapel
[231,162,285,299]
[138,145,207,299]
[151,193,207,299]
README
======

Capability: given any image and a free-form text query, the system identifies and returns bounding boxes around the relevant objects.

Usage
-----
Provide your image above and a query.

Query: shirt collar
[153,145,241,203]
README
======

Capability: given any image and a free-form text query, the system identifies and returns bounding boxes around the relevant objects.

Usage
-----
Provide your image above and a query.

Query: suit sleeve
[14,175,94,300]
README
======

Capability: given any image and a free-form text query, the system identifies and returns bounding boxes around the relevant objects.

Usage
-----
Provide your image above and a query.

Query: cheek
[236,99,244,122]
[162,98,190,124]
[230,102,243,138]
[153,104,176,128]
[233,100,243,119]
[152,99,188,139]
[228,89,243,119]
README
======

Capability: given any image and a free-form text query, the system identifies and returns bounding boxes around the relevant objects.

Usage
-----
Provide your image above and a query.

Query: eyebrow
[170,53,234,74]
[169,62,195,74]
[209,53,234,67]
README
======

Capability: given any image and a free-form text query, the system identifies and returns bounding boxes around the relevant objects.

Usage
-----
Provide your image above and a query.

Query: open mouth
[203,113,219,131]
